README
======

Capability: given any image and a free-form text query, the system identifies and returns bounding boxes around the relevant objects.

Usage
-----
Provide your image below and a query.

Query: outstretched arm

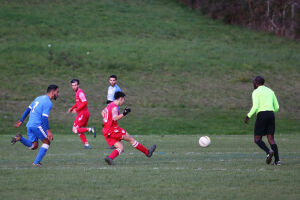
[15,106,31,127]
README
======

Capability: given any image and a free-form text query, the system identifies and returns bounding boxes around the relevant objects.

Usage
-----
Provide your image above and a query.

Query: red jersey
[102,103,119,136]
[73,88,89,114]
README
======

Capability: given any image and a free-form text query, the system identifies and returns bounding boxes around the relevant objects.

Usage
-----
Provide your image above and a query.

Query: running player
[12,85,59,166]
[102,91,156,165]
[68,79,96,149]
[245,76,281,165]
[106,75,122,104]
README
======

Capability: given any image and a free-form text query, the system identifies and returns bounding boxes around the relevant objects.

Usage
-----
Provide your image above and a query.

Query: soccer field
[0,134,299,200]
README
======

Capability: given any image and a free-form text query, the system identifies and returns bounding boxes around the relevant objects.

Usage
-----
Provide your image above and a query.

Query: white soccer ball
[199,136,211,147]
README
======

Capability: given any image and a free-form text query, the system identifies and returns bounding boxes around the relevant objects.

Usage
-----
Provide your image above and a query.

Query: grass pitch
[1,134,299,200]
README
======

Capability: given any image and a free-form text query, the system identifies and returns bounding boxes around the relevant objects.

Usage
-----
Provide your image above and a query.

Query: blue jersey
[26,95,52,128]
[107,84,122,101]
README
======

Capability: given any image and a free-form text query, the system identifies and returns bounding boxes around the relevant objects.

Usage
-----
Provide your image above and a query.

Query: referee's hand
[244,116,249,124]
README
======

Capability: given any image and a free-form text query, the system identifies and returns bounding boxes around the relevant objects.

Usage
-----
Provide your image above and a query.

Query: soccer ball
[199,136,211,147]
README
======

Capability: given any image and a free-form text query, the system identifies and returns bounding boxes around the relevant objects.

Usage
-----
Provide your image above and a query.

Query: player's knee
[30,142,39,150]
[118,146,124,152]
[72,127,78,134]
[42,138,50,145]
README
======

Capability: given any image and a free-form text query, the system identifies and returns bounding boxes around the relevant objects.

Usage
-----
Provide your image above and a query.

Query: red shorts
[73,112,90,128]
[104,126,127,146]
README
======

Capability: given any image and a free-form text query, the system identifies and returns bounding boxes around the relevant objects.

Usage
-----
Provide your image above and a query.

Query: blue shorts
[27,126,48,142]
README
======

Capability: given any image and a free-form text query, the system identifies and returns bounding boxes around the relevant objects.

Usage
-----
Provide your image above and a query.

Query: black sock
[255,140,270,154]
[271,144,280,162]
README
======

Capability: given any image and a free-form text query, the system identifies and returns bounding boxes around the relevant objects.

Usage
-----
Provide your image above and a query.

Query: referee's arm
[273,93,279,113]
[247,92,259,118]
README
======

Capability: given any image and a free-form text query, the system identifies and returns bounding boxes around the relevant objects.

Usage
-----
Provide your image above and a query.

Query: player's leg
[123,132,156,157]
[105,141,123,165]
[72,114,90,148]
[76,113,95,137]
[32,127,50,166]
[11,127,38,149]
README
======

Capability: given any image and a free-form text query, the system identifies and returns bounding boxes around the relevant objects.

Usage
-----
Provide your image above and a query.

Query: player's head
[114,91,125,106]
[70,79,80,92]
[253,76,265,89]
[47,85,59,100]
[109,75,117,86]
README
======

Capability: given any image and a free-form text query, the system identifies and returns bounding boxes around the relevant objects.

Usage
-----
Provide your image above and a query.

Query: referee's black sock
[271,144,280,162]
[255,140,270,154]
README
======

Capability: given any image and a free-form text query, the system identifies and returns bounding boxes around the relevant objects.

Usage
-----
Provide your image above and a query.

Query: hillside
[0,0,299,135]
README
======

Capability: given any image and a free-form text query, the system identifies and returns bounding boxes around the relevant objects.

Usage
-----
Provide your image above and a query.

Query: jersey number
[103,108,108,123]
[32,101,39,112]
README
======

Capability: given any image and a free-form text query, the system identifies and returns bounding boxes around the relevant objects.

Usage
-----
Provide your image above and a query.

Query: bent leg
[254,136,270,154]
[73,126,89,146]
[124,133,148,156]
[108,142,123,160]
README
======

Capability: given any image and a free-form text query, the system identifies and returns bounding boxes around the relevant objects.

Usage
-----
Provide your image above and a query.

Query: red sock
[79,133,88,145]
[109,149,122,160]
[132,141,148,155]
[77,128,89,133]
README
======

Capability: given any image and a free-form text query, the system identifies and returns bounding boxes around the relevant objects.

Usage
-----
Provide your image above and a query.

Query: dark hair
[114,91,125,100]
[70,79,80,84]
[109,75,117,80]
[254,76,265,85]
[47,85,59,93]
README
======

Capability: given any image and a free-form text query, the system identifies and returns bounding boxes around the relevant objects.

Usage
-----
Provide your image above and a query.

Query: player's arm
[75,101,87,112]
[68,104,77,112]
[15,105,32,128]
[42,104,53,141]
[74,92,87,113]
[112,107,131,121]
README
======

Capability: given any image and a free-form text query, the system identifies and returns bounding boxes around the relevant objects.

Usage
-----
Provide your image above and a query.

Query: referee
[245,76,281,165]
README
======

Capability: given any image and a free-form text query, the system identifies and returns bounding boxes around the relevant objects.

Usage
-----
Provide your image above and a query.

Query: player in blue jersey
[11,85,59,166]
[106,75,122,104]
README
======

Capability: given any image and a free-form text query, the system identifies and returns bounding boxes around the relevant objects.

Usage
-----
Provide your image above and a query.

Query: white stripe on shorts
[38,126,48,138]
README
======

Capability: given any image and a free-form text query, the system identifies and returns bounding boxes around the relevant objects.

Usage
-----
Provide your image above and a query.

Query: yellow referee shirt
[247,85,279,118]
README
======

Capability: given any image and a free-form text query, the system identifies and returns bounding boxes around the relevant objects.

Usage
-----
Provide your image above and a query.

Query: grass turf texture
[0,0,299,135]
[1,134,300,200]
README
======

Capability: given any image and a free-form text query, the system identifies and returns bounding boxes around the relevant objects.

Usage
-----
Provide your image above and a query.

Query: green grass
[0,134,299,200]
[1,1,299,199]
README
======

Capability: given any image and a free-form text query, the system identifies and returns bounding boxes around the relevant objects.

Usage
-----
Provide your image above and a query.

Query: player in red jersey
[68,79,96,149]
[102,91,156,165]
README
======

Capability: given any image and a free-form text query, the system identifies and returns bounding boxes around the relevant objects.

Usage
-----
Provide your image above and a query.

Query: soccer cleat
[90,127,96,138]
[147,144,157,157]
[11,133,22,145]
[266,150,274,164]
[104,156,114,165]
[32,162,42,167]
[273,161,281,166]
[84,145,91,149]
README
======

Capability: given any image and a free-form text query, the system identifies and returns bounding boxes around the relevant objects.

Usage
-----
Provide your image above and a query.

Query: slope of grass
[0,0,299,135]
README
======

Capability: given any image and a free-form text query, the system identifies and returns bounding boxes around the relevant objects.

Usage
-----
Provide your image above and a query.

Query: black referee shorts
[254,111,275,136]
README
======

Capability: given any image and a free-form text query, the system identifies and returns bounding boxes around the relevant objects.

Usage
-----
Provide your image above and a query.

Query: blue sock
[33,144,49,164]
[20,136,33,147]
